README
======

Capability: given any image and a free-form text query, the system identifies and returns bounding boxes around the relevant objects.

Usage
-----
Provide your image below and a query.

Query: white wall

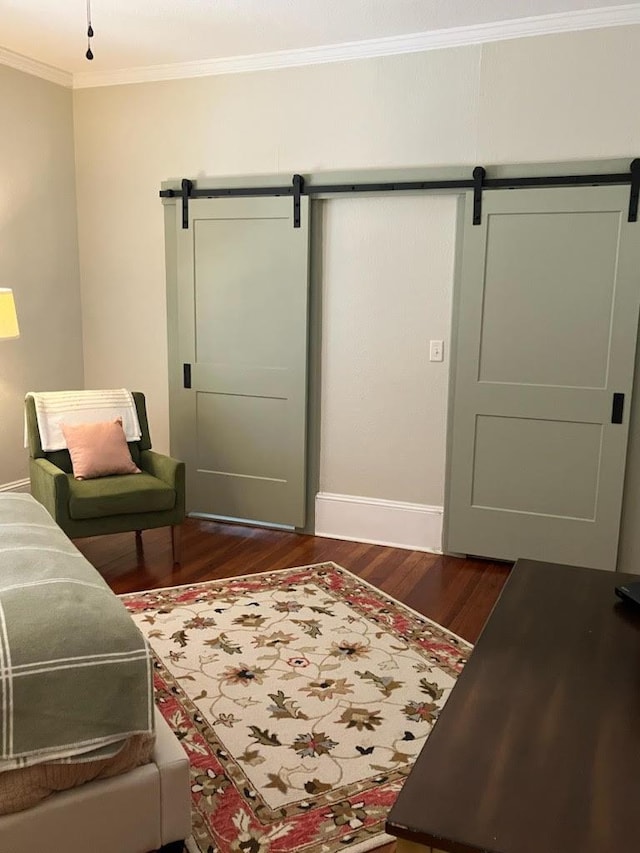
[72,25,640,551]
[0,64,83,486]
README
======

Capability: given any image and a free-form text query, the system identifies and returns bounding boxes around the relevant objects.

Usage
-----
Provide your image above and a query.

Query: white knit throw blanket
[26,389,142,451]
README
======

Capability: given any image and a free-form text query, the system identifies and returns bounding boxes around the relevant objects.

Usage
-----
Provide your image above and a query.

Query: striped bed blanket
[0,493,154,772]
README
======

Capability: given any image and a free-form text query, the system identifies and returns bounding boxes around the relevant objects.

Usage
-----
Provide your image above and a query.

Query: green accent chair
[26,391,185,564]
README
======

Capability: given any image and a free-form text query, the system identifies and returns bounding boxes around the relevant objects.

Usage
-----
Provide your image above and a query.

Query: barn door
[173,196,310,528]
[446,186,640,570]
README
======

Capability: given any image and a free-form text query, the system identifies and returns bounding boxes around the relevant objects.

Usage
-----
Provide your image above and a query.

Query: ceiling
[0,0,636,77]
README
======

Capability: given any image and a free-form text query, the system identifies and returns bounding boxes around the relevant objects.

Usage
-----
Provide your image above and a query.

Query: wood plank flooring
[76,519,511,644]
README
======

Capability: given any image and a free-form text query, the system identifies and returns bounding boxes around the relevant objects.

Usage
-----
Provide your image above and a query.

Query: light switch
[430,340,444,362]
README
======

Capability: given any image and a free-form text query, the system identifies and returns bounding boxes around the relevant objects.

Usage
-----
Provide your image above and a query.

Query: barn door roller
[292,174,304,228]
[472,167,486,226]
[628,159,640,223]
[180,179,193,229]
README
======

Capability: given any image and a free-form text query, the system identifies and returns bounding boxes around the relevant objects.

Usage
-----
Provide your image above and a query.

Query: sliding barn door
[173,196,310,528]
[446,186,640,570]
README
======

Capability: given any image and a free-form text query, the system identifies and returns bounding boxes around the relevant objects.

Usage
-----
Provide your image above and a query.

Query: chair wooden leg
[158,841,185,853]
[135,529,143,559]
[171,525,182,567]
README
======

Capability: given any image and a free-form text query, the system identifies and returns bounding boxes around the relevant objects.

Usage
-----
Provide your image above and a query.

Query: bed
[0,492,190,852]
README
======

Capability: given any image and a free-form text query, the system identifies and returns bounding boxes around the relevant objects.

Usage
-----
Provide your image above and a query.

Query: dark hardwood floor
[75,519,512,644]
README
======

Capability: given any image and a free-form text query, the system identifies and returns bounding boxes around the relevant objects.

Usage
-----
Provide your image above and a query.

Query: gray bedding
[0,493,154,772]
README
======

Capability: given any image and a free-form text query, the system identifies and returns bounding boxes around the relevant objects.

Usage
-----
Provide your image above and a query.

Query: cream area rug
[122,563,472,853]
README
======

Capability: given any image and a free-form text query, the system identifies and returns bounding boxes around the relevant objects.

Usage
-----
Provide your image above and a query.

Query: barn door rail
[160,160,640,229]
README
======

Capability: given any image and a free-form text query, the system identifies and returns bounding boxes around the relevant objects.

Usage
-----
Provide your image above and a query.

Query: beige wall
[320,194,456,506]
[0,64,83,485]
[72,25,640,536]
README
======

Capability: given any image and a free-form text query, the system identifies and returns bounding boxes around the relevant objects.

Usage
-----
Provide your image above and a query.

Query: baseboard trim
[0,478,31,493]
[315,492,443,553]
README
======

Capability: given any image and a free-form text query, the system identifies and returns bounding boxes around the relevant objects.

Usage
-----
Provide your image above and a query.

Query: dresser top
[386,559,640,853]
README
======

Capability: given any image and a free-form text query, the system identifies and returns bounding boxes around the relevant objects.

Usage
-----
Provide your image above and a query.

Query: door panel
[194,217,297,367]
[478,211,619,387]
[471,416,602,519]
[446,187,640,570]
[174,196,310,528]
[196,394,288,479]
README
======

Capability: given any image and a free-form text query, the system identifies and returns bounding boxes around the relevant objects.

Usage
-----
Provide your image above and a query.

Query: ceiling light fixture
[86,0,94,60]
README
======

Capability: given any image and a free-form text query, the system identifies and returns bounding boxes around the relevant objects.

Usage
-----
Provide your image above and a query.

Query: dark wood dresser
[386,558,640,853]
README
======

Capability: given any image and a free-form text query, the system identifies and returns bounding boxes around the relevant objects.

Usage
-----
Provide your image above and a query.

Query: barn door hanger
[628,159,640,223]
[471,159,640,225]
[472,167,486,226]
[175,176,304,230]
[292,174,304,228]
[181,178,193,229]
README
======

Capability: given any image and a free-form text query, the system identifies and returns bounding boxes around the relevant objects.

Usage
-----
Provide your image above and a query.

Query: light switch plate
[430,340,444,362]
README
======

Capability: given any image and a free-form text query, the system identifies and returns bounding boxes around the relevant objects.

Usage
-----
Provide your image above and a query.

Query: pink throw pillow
[61,418,141,480]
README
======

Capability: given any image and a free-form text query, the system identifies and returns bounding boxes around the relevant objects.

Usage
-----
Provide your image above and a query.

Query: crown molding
[72,4,640,89]
[0,46,71,88]
[4,4,639,91]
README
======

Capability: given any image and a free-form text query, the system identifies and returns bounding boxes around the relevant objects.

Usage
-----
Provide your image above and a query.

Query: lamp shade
[0,289,19,340]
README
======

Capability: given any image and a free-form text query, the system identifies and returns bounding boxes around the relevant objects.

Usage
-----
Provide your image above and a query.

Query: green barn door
[446,186,640,571]
[173,196,310,528]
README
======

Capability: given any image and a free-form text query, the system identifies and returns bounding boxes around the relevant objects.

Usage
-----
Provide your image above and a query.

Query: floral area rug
[122,563,471,853]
